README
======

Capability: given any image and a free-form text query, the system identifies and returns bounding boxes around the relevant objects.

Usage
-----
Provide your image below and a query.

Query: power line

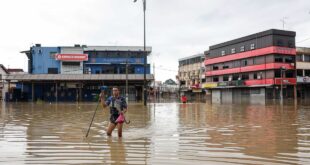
[297,37,310,44]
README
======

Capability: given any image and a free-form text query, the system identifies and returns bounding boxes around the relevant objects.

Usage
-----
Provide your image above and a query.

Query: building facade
[296,47,310,99]
[4,44,153,102]
[178,54,205,101]
[204,29,297,104]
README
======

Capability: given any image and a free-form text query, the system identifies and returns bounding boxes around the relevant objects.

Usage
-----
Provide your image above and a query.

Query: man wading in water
[99,86,127,137]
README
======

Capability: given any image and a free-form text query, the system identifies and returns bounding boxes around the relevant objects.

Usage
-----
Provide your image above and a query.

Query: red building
[204,29,296,104]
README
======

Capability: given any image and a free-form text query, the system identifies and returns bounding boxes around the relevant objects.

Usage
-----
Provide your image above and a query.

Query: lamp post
[280,66,286,104]
[134,0,147,106]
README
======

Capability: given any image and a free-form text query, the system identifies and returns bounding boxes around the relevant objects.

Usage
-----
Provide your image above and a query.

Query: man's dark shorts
[110,114,120,124]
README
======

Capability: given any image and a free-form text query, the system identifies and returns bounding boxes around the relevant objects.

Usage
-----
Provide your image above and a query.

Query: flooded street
[1,102,310,165]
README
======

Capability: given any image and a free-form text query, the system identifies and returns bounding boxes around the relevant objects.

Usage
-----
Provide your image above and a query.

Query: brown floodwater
[0,101,310,165]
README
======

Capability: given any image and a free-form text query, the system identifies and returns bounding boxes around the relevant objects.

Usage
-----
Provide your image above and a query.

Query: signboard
[218,82,229,86]
[56,54,88,61]
[297,76,310,83]
[202,83,218,88]
[88,58,143,64]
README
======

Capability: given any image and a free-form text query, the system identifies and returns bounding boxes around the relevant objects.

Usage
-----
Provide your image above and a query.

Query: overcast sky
[0,0,309,81]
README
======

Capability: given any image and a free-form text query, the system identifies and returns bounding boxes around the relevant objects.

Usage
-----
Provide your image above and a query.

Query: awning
[3,74,154,81]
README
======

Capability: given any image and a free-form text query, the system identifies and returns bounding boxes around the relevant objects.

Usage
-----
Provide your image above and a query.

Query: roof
[83,46,152,53]
[210,29,296,50]
[178,53,205,62]
[3,74,154,81]
[0,64,9,74]
[8,68,24,73]
[297,47,310,54]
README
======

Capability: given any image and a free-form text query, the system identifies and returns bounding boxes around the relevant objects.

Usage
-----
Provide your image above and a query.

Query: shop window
[305,70,310,77]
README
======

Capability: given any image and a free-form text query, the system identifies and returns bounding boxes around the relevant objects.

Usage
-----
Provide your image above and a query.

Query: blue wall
[31,46,60,74]
[30,46,150,74]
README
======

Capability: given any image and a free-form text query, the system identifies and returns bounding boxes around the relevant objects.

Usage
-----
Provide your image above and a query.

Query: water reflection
[0,101,309,164]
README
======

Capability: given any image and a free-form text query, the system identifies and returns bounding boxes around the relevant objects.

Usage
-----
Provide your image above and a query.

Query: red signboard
[55,54,88,61]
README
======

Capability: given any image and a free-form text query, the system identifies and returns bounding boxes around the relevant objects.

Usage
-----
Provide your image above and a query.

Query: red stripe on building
[205,46,296,65]
[244,78,296,86]
[206,63,294,76]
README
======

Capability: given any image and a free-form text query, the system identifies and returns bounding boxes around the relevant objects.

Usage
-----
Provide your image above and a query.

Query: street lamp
[134,0,147,106]
[280,66,287,104]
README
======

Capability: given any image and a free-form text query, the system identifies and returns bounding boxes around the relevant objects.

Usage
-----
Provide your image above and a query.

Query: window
[232,74,239,81]
[296,55,302,62]
[305,55,310,62]
[285,70,294,78]
[213,77,219,82]
[288,40,294,48]
[254,73,258,79]
[250,44,255,50]
[223,63,229,69]
[297,69,303,76]
[305,70,310,77]
[275,70,281,78]
[240,46,245,52]
[234,61,240,67]
[48,68,58,74]
[62,62,80,66]
[241,60,248,66]
[241,74,249,80]
[221,50,226,56]
[285,57,294,63]
[223,75,229,81]
[213,65,219,70]
[275,56,283,62]
[277,39,284,46]
[231,48,236,54]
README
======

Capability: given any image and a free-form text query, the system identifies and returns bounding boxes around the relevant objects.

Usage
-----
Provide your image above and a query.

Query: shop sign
[56,54,88,61]
[297,76,310,83]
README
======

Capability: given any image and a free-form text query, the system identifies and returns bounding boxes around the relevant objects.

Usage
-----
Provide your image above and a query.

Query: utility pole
[134,0,147,106]
[126,53,129,103]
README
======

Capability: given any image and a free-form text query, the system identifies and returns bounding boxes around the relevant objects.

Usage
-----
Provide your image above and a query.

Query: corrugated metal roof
[84,46,152,52]
[3,74,154,81]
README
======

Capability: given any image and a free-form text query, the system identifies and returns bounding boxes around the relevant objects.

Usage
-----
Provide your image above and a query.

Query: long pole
[85,99,101,138]
[143,0,147,106]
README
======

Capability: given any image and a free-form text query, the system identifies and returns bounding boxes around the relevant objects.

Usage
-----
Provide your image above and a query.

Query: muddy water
[0,102,310,165]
